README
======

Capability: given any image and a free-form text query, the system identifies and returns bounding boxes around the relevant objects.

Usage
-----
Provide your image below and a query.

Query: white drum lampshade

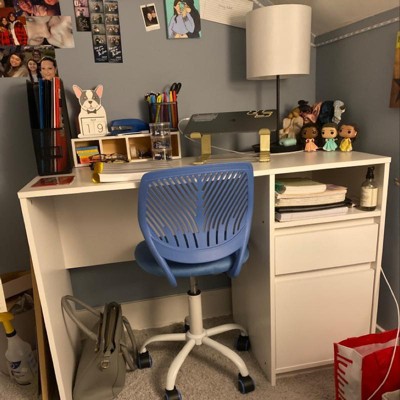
[246,4,312,80]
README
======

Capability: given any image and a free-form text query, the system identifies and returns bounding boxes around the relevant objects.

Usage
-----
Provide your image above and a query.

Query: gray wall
[4,3,398,331]
[316,8,400,330]
[0,1,315,303]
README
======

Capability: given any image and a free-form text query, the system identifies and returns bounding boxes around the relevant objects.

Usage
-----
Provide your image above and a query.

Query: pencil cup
[149,122,172,160]
[148,101,179,130]
[32,128,72,175]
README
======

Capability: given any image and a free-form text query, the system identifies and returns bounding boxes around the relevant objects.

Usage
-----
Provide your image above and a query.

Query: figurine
[279,107,303,144]
[317,101,334,125]
[299,100,320,124]
[73,84,108,138]
[301,123,319,152]
[332,100,345,124]
[321,123,338,151]
[339,123,358,152]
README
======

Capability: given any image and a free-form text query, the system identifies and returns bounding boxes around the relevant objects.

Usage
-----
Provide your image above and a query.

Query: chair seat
[135,241,249,278]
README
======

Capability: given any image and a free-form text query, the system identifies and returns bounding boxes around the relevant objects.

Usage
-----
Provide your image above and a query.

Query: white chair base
[138,284,254,396]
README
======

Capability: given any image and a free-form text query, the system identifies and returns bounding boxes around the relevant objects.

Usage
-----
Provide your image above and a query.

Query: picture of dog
[72,84,108,137]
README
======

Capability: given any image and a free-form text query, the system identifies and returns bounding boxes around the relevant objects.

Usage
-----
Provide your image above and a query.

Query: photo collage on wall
[1,1,74,79]
[73,0,122,63]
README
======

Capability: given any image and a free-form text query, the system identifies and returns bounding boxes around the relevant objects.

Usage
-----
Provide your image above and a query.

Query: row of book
[275,177,349,222]
[26,78,72,176]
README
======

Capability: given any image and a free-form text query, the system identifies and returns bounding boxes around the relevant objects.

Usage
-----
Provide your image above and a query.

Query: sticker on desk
[31,176,75,187]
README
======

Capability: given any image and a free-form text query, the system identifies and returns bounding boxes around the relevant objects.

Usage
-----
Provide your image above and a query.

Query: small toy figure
[298,100,320,124]
[321,123,338,151]
[317,100,334,125]
[301,123,319,152]
[279,106,303,144]
[332,100,345,124]
[339,123,358,152]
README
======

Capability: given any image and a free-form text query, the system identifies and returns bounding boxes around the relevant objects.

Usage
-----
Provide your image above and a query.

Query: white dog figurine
[73,84,108,138]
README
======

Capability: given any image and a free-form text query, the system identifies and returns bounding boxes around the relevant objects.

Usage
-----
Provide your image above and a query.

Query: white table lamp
[246,4,312,144]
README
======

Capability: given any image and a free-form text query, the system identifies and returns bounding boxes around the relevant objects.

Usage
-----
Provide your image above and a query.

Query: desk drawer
[275,266,374,371]
[275,222,378,275]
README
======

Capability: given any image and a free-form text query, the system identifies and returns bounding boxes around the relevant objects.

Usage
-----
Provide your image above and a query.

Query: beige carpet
[0,316,336,400]
[118,316,335,400]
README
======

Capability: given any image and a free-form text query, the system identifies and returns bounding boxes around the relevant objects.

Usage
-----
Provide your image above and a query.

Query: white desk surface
[17,150,391,400]
[18,151,390,199]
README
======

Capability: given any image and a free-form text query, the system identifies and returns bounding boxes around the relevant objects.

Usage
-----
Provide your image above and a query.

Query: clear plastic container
[149,122,172,160]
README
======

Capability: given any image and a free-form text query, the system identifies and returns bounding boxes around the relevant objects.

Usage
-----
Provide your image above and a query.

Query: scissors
[170,82,182,95]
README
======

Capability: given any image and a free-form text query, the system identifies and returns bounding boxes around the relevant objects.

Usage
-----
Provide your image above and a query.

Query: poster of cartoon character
[164,0,201,39]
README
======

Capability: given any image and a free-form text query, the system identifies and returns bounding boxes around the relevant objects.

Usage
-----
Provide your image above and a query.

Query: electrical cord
[183,134,258,156]
[367,267,400,400]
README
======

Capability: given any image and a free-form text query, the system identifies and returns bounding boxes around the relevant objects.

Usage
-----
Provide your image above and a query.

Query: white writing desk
[18,151,390,399]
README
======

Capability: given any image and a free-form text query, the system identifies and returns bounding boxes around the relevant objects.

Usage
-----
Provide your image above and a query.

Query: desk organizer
[71,132,181,167]
[32,128,72,175]
[26,79,73,176]
[148,101,179,130]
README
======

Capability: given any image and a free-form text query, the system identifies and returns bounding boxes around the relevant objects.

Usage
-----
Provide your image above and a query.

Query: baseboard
[121,287,232,330]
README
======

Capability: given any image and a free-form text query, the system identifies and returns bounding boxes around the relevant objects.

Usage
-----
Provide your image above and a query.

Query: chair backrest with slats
[137,162,254,285]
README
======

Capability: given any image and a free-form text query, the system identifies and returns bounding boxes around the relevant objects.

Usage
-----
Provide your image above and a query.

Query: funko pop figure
[339,123,358,152]
[321,122,338,152]
[301,123,319,152]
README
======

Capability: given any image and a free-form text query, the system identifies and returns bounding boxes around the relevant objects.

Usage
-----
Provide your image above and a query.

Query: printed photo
[74,0,88,6]
[89,0,103,14]
[0,44,55,79]
[105,13,118,25]
[164,0,201,39]
[25,16,75,48]
[140,4,160,32]
[92,23,105,35]
[0,8,27,46]
[13,0,61,17]
[74,2,90,32]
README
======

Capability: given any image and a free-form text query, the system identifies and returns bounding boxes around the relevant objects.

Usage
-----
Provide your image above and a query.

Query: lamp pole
[275,74,280,141]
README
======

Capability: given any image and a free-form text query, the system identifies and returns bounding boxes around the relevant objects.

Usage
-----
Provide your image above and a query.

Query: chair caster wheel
[236,335,251,351]
[137,351,152,369]
[238,374,255,394]
[165,387,182,400]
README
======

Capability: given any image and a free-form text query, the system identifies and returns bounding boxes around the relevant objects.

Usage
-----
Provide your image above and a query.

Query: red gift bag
[334,329,400,400]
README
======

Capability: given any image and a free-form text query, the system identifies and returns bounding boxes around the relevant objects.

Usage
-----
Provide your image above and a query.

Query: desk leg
[31,262,57,400]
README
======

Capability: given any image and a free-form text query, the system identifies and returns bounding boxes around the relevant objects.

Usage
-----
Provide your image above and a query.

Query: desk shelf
[71,132,181,167]
[232,154,391,386]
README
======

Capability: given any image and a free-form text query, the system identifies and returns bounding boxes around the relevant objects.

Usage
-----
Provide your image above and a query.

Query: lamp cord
[366,267,400,400]
[183,134,257,156]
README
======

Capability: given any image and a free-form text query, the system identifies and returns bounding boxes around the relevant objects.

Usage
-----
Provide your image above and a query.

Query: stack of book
[275,178,349,222]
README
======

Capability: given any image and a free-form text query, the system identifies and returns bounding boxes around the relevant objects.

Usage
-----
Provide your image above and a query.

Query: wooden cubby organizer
[71,131,181,167]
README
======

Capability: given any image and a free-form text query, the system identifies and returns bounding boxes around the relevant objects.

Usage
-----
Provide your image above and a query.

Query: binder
[26,78,72,176]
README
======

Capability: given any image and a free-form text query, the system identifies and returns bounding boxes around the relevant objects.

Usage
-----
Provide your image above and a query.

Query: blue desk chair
[135,162,255,400]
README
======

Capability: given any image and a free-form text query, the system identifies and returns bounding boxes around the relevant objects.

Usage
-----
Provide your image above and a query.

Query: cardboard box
[0,271,32,313]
